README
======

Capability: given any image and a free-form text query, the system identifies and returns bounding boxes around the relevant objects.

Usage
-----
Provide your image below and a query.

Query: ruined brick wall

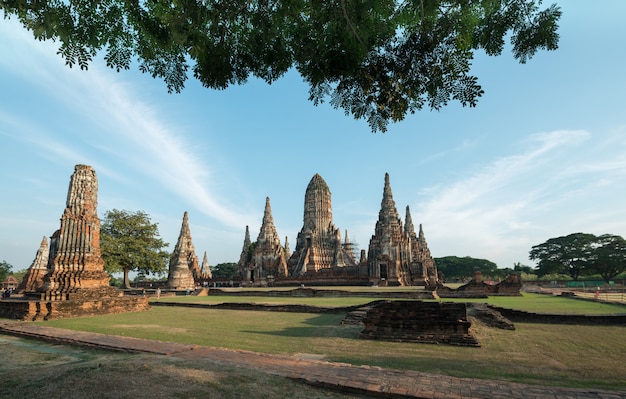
[360,300,480,346]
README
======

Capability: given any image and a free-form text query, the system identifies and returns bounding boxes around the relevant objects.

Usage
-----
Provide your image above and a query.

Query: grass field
[159,291,626,314]
[36,292,626,390]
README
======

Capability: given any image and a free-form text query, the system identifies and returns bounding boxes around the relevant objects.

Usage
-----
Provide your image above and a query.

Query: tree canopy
[529,233,626,282]
[1,0,561,131]
[0,260,12,282]
[100,209,170,289]
[434,255,498,281]
[212,262,239,280]
[588,234,626,283]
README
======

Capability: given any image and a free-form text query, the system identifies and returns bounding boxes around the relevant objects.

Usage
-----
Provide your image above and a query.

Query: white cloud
[0,18,252,229]
[414,129,626,267]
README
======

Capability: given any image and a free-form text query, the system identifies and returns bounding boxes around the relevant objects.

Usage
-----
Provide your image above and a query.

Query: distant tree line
[435,256,514,282]
[529,233,626,283]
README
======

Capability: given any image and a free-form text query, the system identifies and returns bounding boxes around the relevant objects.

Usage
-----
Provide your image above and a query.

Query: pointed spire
[244,225,251,247]
[258,197,280,242]
[201,251,212,279]
[167,211,198,289]
[181,211,190,234]
[303,173,332,232]
[284,236,291,257]
[382,173,396,208]
[378,173,400,223]
[262,197,274,226]
[237,225,252,270]
[418,223,428,247]
[344,229,351,245]
[18,236,50,292]
[405,206,415,235]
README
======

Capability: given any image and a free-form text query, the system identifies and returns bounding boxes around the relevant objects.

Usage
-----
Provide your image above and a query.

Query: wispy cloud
[0,18,252,229]
[414,129,626,266]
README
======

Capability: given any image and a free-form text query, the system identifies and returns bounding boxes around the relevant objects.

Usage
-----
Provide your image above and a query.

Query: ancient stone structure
[437,271,523,297]
[237,225,252,275]
[6,164,150,320]
[17,236,49,293]
[367,174,438,286]
[166,211,198,290]
[360,300,479,346]
[1,276,19,291]
[240,197,287,286]
[234,173,437,287]
[287,174,358,276]
[37,165,118,300]
[200,251,212,279]
[284,236,290,261]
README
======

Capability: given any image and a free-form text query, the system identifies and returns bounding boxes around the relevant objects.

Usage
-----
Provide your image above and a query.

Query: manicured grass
[158,291,626,314]
[39,301,626,390]
[443,292,626,314]
[157,294,378,307]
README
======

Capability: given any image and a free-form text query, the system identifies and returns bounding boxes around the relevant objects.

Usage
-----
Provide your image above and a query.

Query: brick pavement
[1,321,624,399]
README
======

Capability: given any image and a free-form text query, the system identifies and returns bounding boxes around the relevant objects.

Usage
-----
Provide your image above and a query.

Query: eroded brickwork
[241,197,288,285]
[17,236,49,293]
[287,174,357,276]
[166,211,198,290]
[367,174,438,287]
[38,165,116,300]
[360,300,479,346]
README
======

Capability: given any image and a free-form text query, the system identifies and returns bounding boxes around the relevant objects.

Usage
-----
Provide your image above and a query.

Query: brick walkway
[1,321,624,399]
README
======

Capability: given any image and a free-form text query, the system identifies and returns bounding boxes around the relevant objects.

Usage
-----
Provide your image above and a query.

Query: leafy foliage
[212,262,239,280]
[588,234,626,283]
[434,255,498,281]
[529,233,626,282]
[529,233,596,281]
[100,209,169,289]
[1,0,561,132]
[0,260,12,282]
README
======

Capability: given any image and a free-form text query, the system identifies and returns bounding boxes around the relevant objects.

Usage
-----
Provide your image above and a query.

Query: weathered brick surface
[10,165,152,320]
[360,300,480,346]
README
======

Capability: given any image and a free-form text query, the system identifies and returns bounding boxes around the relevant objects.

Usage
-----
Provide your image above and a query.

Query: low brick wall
[208,287,437,299]
[488,305,626,325]
[360,301,480,346]
[0,296,150,321]
[152,300,386,314]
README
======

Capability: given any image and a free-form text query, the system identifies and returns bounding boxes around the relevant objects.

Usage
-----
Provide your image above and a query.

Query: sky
[1,2,625,274]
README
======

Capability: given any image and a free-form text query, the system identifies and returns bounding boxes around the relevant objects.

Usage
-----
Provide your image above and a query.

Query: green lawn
[37,292,626,390]
[157,291,626,314]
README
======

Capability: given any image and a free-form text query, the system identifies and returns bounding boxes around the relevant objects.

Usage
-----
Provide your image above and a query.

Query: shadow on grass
[241,313,361,339]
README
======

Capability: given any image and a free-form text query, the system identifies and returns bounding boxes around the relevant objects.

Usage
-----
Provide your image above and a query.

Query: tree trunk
[123,268,131,289]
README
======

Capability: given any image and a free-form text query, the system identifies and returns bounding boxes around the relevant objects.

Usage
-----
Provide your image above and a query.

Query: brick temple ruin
[237,173,440,287]
[0,165,149,320]
[166,211,199,290]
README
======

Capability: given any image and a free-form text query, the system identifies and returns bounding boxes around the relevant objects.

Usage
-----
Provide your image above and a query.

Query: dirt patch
[0,335,371,399]
[293,353,326,361]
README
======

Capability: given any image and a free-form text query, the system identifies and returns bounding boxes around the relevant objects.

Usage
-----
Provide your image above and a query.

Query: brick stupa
[2,165,150,320]
[16,236,49,293]
[166,211,198,290]
[38,165,117,300]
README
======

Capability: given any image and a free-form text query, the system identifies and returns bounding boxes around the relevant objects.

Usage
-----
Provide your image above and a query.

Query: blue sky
[1,2,625,273]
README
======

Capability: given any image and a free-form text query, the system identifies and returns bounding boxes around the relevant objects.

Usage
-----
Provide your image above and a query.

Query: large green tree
[588,234,626,283]
[0,260,12,282]
[1,0,560,131]
[529,233,596,280]
[100,209,169,289]
[434,255,498,281]
[212,262,239,280]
